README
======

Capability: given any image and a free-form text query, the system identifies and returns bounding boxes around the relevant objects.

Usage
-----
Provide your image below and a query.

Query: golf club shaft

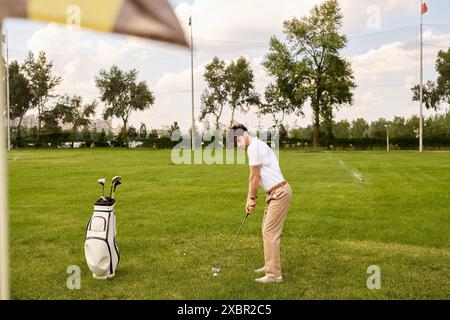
[219,213,249,269]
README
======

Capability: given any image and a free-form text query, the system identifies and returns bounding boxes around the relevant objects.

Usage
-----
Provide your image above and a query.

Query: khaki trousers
[262,182,292,278]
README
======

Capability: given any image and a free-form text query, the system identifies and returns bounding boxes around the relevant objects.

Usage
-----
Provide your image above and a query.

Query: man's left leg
[261,183,292,280]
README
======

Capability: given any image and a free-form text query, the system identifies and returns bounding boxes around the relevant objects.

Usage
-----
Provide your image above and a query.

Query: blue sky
[2,0,450,131]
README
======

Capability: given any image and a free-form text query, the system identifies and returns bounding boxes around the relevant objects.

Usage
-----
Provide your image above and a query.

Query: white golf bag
[84,197,120,279]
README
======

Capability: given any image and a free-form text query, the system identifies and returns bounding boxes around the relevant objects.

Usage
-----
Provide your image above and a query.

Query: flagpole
[0,19,10,301]
[189,16,195,150]
[419,0,424,152]
[6,28,11,151]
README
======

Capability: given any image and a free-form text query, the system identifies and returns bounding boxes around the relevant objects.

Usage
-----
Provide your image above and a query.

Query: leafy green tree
[168,121,180,137]
[435,48,450,102]
[405,115,420,138]
[8,60,33,142]
[148,129,159,140]
[390,116,407,139]
[201,56,259,128]
[139,122,147,139]
[258,83,302,129]
[368,118,389,139]
[412,47,450,109]
[127,126,138,141]
[81,127,92,147]
[411,80,441,111]
[263,0,356,148]
[226,57,259,126]
[54,94,97,147]
[96,65,155,147]
[350,118,369,139]
[424,112,449,139]
[263,34,307,125]
[333,120,351,139]
[278,123,288,144]
[290,126,313,140]
[112,131,125,147]
[200,57,228,129]
[22,51,61,144]
[97,129,108,147]
[40,107,63,146]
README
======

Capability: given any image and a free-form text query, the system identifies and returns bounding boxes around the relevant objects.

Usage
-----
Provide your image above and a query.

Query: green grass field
[7,149,450,299]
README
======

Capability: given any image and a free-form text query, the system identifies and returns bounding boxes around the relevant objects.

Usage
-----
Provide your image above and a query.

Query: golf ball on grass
[213,273,218,277]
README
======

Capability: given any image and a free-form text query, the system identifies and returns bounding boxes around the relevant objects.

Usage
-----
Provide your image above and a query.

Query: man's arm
[246,165,261,214]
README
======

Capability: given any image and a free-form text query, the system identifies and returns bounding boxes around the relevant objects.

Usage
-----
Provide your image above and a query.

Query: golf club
[97,178,105,196]
[110,176,122,199]
[211,213,249,276]
[97,178,106,201]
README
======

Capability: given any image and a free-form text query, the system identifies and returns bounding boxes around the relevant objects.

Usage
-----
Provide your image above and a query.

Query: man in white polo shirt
[231,124,292,283]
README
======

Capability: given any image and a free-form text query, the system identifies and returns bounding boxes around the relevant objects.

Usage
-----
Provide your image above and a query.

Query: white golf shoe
[254,266,266,273]
[255,275,282,283]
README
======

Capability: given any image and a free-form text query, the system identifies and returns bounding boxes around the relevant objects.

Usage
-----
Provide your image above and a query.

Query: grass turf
[7,149,450,299]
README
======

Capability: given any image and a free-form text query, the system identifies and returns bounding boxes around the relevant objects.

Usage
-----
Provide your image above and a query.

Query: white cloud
[340,0,418,33]
[155,64,205,93]
[350,42,417,78]
[175,0,318,39]
[173,0,420,49]
[349,30,450,85]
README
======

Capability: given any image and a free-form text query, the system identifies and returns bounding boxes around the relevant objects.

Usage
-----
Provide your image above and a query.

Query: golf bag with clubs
[84,177,121,279]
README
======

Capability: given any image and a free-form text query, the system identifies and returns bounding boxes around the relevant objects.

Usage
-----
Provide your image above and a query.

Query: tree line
[10,109,450,150]
[9,52,154,148]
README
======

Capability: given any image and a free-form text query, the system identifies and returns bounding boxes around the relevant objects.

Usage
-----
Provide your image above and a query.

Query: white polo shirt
[247,137,285,192]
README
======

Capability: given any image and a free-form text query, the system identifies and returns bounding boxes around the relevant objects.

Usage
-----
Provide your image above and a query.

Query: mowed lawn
[7,149,450,299]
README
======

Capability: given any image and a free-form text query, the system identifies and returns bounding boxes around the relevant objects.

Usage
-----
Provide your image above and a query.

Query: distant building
[90,118,112,132]
[112,126,122,135]
[10,114,38,129]
[60,122,74,131]
[9,115,113,133]
[61,118,112,132]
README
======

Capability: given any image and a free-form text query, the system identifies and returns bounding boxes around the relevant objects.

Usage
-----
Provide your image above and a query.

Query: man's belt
[267,180,287,195]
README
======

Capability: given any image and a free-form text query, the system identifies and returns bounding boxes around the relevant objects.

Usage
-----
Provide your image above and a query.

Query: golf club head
[211,267,221,275]
[111,176,122,188]
[110,176,122,199]
[97,178,105,186]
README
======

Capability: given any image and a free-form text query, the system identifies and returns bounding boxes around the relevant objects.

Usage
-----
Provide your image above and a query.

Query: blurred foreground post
[0,20,10,300]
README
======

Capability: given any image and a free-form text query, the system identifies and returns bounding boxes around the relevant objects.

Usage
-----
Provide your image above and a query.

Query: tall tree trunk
[216,106,223,130]
[312,87,322,148]
[215,117,220,130]
[230,107,236,126]
[16,116,24,148]
[326,121,333,148]
[17,117,23,132]
[123,119,128,148]
[72,125,77,148]
[312,110,320,149]
[37,107,41,146]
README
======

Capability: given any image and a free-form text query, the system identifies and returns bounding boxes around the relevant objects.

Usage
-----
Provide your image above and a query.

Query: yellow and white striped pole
[0,0,188,46]
[0,19,10,300]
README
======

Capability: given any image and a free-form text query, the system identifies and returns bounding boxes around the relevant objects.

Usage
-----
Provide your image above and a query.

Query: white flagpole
[189,16,195,150]
[0,20,10,300]
[6,28,10,151]
[419,1,424,152]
